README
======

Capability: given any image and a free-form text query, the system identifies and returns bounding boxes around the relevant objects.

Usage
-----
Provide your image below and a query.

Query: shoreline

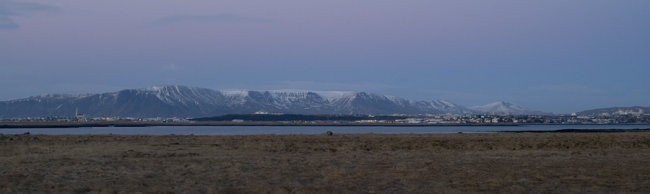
[3,121,650,129]
[0,121,523,128]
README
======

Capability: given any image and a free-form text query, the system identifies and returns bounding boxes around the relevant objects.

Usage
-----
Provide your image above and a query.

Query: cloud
[0,17,17,29]
[153,14,271,26]
[0,0,56,30]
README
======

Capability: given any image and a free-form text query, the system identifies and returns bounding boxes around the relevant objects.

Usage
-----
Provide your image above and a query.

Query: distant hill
[470,101,549,115]
[0,85,485,118]
[577,106,650,116]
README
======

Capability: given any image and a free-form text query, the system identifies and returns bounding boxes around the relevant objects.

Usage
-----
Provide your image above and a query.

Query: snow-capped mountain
[0,85,481,118]
[218,89,473,115]
[470,101,546,115]
[0,86,233,118]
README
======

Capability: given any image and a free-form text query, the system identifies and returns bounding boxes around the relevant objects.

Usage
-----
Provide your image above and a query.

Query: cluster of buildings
[357,114,650,125]
[0,116,187,123]
[3,113,650,125]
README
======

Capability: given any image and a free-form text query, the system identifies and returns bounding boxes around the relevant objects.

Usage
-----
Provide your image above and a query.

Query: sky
[1,0,649,113]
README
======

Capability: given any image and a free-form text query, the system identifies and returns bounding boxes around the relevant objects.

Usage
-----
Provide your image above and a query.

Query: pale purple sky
[1,0,649,113]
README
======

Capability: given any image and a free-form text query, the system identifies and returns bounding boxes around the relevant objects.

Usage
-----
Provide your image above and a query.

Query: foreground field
[1,133,650,193]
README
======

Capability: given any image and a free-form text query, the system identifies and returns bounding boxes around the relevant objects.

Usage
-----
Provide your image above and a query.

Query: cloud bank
[0,0,55,30]
[153,14,271,26]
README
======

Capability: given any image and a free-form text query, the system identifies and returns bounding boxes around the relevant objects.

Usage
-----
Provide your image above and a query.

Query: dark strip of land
[1,133,650,193]
[0,121,519,128]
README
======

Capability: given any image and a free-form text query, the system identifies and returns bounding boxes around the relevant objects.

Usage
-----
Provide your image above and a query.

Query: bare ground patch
[1,133,650,193]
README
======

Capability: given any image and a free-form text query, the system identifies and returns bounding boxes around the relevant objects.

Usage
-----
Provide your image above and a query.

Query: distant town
[2,110,649,128]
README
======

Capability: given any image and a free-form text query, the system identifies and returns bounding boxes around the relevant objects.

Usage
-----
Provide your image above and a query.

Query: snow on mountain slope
[470,101,541,115]
[146,85,226,106]
[427,99,477,114]
[268,90,317,104]
[222,90,250,105]
[313,91,357,102]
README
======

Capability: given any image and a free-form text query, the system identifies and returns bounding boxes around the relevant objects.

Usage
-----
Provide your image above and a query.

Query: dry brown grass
[1,132,650,193]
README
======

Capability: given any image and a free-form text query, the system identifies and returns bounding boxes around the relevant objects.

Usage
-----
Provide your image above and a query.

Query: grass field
[1,132,650,193]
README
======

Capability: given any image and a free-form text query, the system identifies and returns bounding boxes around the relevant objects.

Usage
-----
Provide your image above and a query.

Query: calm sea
[1,125,650,135]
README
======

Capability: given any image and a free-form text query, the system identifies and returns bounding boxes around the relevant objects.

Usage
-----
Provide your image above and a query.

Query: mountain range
[1,85,544,118]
